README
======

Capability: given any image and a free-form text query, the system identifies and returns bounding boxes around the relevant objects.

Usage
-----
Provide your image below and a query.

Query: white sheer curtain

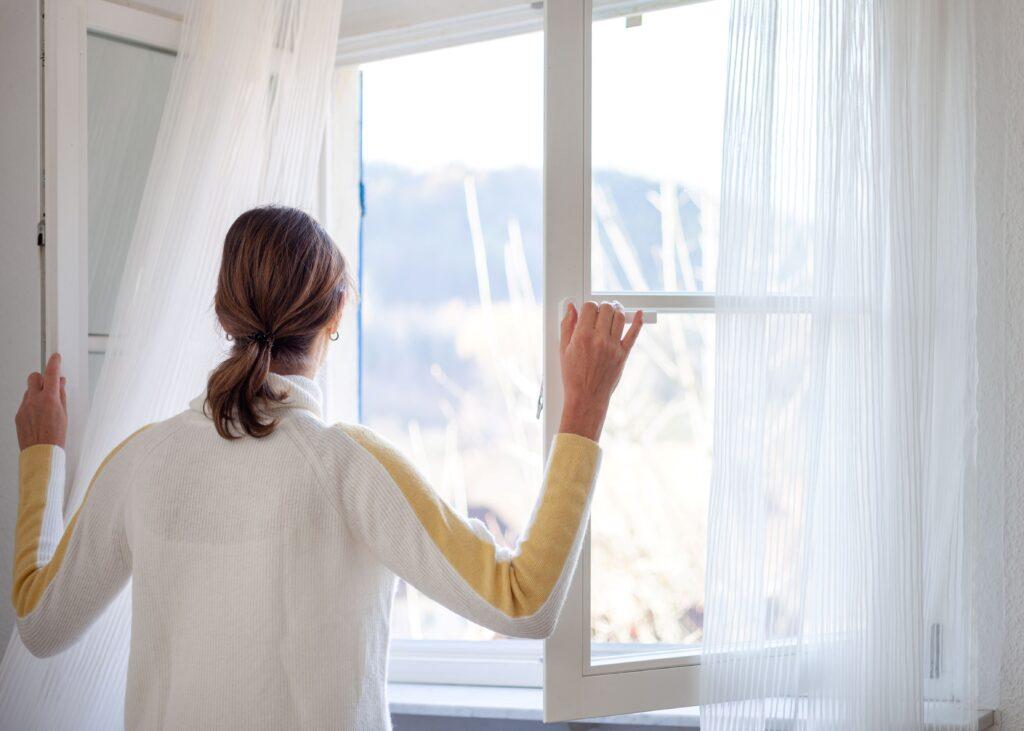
[0,0,343,727]
[701,0,987,729]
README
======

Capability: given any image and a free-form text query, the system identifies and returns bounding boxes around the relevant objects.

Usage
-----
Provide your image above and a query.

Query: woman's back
[127,374,393,729]
[15,370,601,729]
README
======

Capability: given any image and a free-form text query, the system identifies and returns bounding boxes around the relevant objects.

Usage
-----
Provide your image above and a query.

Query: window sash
[541,0,724,720]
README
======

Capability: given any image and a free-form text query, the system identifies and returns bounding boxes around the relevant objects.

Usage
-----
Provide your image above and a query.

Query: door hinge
[37,218,45,247]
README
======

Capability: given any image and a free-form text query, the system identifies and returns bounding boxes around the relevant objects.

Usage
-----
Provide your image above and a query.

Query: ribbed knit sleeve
[12,427,148,657]
[330,425,601,639]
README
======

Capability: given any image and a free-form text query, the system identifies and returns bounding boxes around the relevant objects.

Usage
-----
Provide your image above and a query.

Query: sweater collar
[189,372,323,422]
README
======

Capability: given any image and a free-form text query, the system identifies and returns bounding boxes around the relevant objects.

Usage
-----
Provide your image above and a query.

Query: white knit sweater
[12,373,601,730]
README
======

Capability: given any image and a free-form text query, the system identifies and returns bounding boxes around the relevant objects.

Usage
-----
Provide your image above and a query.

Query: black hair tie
[248,332,274,347]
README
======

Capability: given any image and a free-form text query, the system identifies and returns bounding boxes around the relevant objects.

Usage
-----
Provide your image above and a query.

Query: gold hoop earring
[329,331,340,341]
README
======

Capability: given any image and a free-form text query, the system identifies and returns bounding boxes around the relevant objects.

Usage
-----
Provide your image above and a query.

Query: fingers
[595,302,616,334]
[621,310,643,353]
[59,377,67,413]
[43,353,62,394]
[569,300,630,341]
[578,301,599,331]
[610,302,626,339]
[560,302,578,354]
[27,372,42,391]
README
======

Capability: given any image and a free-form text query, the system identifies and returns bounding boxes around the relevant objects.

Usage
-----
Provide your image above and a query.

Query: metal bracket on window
[536,381,544,419]
[929,622,942,679]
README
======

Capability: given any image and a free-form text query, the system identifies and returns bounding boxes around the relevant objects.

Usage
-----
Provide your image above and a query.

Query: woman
[13,206,642,729]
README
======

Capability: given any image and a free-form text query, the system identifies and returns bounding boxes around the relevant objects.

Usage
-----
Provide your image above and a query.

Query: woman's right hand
[558,301,643,442]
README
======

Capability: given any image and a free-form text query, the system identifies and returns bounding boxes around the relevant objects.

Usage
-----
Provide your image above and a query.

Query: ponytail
[205,206,352,440]
[206,335,281,439]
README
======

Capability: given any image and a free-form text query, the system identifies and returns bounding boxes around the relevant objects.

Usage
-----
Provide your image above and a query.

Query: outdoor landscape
[361,162,715,646]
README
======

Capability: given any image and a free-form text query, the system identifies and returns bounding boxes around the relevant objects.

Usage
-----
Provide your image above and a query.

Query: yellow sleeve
[335,425,601,638]
[13,426,149,657]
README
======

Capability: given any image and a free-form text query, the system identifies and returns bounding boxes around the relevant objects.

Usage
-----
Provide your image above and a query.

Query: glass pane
[590,313,713,656]
[87,34,175,335]
[88,350,105,399]
[360,33,543,640]
[591,1,729,294]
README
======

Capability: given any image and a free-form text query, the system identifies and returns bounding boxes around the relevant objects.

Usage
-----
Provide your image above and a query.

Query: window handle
[559,298,658,324]
[628,309,657,323]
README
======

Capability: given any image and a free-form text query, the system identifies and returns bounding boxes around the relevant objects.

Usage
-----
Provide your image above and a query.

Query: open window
[47,0,728,720]
[44,0,181,479]
[542,0,727,720]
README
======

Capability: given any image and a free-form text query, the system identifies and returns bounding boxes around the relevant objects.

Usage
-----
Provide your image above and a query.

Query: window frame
[43,0,181,487]
[541,0,707,721]
[45,0,711,716]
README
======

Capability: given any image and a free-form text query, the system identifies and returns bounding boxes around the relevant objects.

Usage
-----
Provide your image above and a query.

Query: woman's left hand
[16,353,68,451]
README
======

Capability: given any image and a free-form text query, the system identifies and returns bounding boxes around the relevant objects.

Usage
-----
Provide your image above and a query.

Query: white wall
[0,0,42,643]
[983,0,1024,727]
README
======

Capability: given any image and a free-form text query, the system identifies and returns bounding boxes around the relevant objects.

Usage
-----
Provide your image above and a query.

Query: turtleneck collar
[189,372,324,422]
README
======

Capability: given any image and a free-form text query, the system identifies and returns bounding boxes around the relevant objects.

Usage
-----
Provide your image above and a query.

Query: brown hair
[206,206,353,439]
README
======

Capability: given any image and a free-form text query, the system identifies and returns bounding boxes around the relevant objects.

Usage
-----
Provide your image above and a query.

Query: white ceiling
[124,0,528,40]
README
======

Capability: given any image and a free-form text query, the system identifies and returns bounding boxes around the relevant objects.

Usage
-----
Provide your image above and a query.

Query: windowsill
[388,683,998,730]
[389,683,694,728]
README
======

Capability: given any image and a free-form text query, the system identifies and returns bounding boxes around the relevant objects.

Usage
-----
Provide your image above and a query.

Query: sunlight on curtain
[702,0,991,728]
[0,0,344,727]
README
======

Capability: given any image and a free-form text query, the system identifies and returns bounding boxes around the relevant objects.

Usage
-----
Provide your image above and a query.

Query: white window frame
[42,0,180,484]
[541,0,706,720]
[44,0,711,718]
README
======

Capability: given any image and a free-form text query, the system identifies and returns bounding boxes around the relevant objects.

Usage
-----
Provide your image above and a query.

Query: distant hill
[361,162,708,305]
[359,162,710,428]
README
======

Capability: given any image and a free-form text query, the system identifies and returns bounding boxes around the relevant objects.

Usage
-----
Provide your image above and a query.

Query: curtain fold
[701,1,985,728]
[0,0,344,727]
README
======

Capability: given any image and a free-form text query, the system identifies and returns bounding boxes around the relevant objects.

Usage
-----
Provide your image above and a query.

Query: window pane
[590,1,728,294]
[88,350,105,399]
[87,34,174,335]
[590,313,713,655]
[360,33,543,640]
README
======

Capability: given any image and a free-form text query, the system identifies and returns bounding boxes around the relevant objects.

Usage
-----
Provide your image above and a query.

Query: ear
[326,302,345,336]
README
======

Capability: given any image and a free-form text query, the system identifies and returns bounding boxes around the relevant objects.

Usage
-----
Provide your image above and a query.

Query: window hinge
[40,1,45,68]
[536,380,543,419]
[929,622,942,679]
[37,218,45,247]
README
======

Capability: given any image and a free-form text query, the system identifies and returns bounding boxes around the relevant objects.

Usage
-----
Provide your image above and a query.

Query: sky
[360,0,729,195]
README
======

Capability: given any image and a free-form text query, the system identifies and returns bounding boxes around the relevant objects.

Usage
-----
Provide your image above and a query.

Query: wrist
[19,441,64,453]
[559,396,608,442]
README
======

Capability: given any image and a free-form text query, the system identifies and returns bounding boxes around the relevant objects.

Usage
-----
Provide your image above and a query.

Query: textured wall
[0,0,42,643]
[990,0,1024,726]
